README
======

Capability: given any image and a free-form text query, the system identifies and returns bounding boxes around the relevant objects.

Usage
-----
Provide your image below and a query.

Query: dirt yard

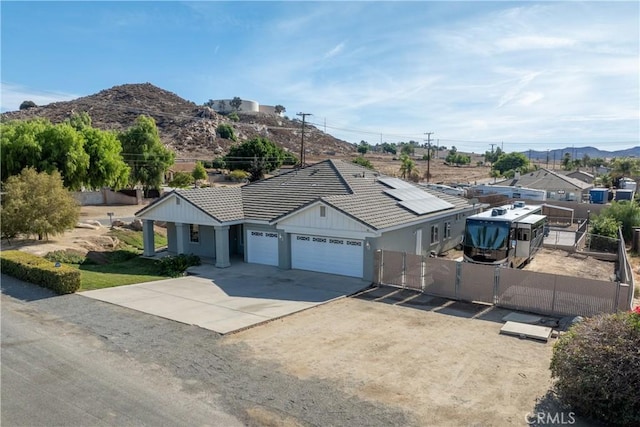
[3,204,148,257]
[224,294,556,426]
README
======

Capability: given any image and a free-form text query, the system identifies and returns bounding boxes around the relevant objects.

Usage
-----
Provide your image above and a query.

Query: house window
[190,224,199,243]
[431,224,439,243]
[176,198,181,205]
[444,221,451,239]
[320,206,327,217]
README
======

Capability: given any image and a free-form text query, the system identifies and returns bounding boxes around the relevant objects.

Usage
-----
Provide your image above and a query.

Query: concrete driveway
[81,263,369,334]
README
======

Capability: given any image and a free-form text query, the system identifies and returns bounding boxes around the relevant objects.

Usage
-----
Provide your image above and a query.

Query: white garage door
[291,234,364,278]
[247,230,279,266]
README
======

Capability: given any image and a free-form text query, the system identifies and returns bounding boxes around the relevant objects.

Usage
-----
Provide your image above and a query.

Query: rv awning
[516,214,546,225]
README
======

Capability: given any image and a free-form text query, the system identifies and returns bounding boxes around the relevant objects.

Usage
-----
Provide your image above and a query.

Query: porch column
[142,220,155,257]
[214,225,231,268]
[175,222,186,254]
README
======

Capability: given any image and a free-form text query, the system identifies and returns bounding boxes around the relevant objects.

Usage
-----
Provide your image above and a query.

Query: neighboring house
[566,170,595,184]
[136,160,478,281]
[507,168,593,201]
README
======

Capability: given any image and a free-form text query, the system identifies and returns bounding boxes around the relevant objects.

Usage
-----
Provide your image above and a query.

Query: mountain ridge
[1,83,357,159]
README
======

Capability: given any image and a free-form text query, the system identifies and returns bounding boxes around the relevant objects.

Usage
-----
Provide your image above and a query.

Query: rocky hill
[1,83,356,159]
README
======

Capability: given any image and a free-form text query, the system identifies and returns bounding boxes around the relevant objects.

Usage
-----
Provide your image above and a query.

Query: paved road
[1,293,240,427]
[1,275,411,426]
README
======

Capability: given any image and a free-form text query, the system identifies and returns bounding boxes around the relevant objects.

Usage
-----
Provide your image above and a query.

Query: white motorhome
[471,184,547,201]
[463,201,547,268]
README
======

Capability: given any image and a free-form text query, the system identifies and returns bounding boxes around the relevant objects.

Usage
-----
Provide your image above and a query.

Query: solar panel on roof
[385,188,437,201]
[377,177,414,189]
[399,198,454,215]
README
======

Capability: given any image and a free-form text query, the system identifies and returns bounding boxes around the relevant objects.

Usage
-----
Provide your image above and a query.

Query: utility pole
[425,132,434,183]
[297,112,312,167]
[546,149,550,168]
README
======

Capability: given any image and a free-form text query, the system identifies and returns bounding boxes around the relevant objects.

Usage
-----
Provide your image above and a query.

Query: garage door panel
[292,234,363,277]
[247,230,278,266]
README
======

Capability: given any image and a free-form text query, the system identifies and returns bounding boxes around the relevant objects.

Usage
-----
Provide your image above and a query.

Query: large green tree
[82,126,130,190]
[37,122,89,190]
[1,116,129,190]
[224,137,294,181]
[0,119,48,182]
[1,168,79,241]
[118,115,175,195]
[611,157,640,178]
[491,152,529,175]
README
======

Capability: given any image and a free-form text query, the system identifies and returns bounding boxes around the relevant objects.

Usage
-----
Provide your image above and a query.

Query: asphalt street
[1,275,412,426]
[1,292,241,427]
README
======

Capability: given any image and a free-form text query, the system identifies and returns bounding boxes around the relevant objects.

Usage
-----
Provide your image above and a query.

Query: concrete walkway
[81,263,369,334]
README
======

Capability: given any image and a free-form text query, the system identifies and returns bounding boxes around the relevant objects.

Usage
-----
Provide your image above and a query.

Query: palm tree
[399,154,415,179]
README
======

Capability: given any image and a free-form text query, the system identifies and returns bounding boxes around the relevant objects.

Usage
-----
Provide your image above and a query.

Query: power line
[425,132,434,183]
[296,112,312,167]
[14,98,636,149]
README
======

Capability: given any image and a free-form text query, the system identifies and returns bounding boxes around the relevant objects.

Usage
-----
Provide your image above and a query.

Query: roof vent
[491,208,507,216]
[513,201,526,208]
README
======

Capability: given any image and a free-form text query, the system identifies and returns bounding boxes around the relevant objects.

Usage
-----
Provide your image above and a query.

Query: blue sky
[1,1,639,153]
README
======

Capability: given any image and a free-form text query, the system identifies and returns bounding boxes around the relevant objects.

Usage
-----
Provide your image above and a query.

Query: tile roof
[152,159,472,230]
[175,187,244,222]
[512,168,592,191]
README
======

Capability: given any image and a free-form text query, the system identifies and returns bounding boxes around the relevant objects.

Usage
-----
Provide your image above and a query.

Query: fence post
[455,260,462,300]
[378,250,384,285]
[493,266,500,305]
[551,275,558,314]
[402,252,407,288]
[615,281,621,312]
[420,254,426,292]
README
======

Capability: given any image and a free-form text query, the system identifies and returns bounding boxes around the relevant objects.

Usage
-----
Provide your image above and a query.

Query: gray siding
[186,225,216,258]
[167,222,177,254]
[378,213,466,256]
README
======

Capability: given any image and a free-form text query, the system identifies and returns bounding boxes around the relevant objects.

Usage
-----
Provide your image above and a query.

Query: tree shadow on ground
[528,390,604,427]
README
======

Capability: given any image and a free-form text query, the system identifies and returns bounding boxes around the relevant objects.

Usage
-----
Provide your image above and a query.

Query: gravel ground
[2,276,412,427]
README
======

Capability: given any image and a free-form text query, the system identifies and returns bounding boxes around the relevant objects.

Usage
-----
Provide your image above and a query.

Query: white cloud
[0,83,80,112]
[323,42,345,59]
[495,36,576,52]
[518,92,544,106]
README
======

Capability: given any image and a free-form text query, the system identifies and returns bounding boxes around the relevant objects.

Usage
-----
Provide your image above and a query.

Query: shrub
[212,157,226,169]
[157,254,201,277]
[550,311,640,426]
[352,156,374,170]
[169,171,194,188]
[228,112,239,122]
[19,100,37,110]
[216,123,236,141]
[44,249,87,265]
[227,169,249,182]
[1,250,81,294]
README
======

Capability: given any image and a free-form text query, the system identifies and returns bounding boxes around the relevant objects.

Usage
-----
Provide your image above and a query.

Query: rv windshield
[464,219,510,250]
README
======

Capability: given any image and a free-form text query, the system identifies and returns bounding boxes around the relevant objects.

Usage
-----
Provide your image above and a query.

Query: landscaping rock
[129,219,143,231]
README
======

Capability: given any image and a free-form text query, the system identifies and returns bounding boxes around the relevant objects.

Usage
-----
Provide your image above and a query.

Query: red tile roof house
[136,160,478,281]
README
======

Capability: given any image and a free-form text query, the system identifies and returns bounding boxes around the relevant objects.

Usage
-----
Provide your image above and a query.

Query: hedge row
[1,250,81,294]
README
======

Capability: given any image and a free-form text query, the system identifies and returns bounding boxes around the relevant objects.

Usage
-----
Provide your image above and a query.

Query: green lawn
[107,229,168,250]
[76,257,169,291]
